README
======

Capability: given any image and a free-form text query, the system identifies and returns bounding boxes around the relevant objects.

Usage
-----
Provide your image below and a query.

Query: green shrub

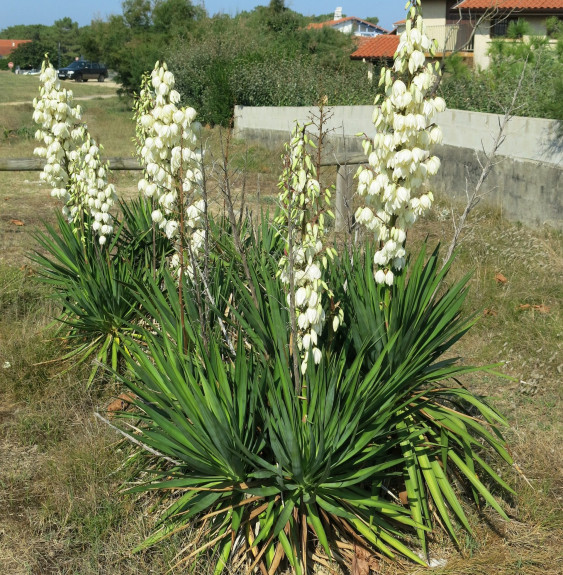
[440,37,563,121]
[506,18,531,39]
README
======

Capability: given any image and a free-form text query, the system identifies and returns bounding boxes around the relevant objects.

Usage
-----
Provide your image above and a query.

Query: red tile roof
[0,39,31,58]
[350,35,400,59]
[306,16,389,34]
[454,0,563,10]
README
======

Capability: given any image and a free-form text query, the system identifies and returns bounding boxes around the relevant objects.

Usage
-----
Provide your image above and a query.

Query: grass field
[0,79,561,574]
[0,70,119,104]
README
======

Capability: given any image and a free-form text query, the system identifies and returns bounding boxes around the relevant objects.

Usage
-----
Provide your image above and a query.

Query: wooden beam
[1,153,367,172]
[0,157,142,171]
[319,153,366,167]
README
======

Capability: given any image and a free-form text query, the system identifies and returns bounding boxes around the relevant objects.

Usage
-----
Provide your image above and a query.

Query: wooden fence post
[335,164,355,233]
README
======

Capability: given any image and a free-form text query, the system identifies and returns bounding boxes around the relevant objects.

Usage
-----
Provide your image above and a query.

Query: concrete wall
[233,105,563,229]
[431,144,562,229]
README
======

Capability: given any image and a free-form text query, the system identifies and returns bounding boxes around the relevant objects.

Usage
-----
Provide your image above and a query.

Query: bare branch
[442,55,529,265]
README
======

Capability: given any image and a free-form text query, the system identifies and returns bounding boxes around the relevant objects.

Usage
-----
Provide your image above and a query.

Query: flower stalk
[135,61,205,278]
[355,0,445,284]
[276,123,339,377]
[33,56,117,245]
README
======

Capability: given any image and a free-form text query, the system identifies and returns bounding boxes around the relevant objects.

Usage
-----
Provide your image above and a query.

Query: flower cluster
[276,123,339,374]
[135,62,204,271]
[355,0,445,284]
[33,58,116,245]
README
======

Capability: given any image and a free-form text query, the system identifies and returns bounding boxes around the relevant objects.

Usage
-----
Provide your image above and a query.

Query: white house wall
[334,21,354,34]
[421,0,449,52]
[473,21,491,69]
[422,0,446,25]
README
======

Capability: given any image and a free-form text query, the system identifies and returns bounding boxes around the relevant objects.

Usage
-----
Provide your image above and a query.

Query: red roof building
[350,35,400,61]
[0,39,31,58]
[453,0,563,10]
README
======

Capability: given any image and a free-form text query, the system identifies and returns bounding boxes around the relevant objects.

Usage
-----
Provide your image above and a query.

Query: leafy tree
[0,24,48,39]
[152,0,202,34]
[165,9,378,125]
[80,15,131,64]
[51,18,82,65]
[0,19,82,69]
[122,0,152,29]
[9,38,56,69]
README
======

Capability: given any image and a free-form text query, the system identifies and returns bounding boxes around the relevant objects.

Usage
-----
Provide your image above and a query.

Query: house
[452,0,563,68]
[306,7,389,37]
[415,0,563,68]
[348,6,472,68]
[350,0,562,69]
[0,39,32,59]
[349,33,400,67]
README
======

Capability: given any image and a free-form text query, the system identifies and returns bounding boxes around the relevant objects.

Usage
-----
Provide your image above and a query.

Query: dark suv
[58,60,108,82]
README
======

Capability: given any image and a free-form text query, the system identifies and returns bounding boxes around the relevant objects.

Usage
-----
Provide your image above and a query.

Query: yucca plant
[112,216,514,573]
[31,213,140,384]
[117,260,428,574]
[116,196,174,282]
[330,243,514,556]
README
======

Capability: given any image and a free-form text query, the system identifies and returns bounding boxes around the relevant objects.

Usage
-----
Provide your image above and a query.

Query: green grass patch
[0,70,118,104]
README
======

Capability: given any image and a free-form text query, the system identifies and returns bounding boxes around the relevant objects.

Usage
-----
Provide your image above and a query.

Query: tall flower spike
[276,122,339,374]
[355,0,445,284]
[135,61,204,275]
[33,56,116,245]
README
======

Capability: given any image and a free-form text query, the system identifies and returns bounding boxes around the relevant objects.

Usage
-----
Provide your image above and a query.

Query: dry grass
[0,93,562,574]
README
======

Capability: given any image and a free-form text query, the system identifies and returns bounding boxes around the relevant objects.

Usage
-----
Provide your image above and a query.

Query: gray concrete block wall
[430,145,562,229]
[233,105,562,229]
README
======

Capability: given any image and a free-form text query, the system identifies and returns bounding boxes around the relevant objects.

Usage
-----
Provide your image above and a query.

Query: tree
[122,0,152,29]
[51,18,82,65]
[152,0,203,34]
[9,39,56,69]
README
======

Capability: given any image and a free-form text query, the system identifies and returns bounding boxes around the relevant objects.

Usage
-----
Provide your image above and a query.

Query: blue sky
[2,1,406,32]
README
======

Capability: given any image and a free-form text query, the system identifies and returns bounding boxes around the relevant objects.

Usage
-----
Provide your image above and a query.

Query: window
[491,18,513,37]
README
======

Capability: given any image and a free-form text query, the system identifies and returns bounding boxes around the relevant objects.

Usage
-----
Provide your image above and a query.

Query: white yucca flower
[355,0,443,284]
[32,57,116,245]
[135,61,205,275]
[276,122,341,374]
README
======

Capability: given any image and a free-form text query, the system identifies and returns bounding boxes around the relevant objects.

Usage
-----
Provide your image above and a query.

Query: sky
[1,1,407,33]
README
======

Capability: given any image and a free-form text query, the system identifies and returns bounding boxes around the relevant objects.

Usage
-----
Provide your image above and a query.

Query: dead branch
[442,55,529,265]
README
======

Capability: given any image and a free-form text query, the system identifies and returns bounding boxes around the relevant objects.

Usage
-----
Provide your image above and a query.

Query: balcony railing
[425,22,475,53]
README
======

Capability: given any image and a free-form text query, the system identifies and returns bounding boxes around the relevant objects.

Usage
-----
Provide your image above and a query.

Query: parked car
[58,60,108,82]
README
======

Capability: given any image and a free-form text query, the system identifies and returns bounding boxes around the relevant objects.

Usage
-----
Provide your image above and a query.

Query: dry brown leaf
[483,308,498,316]
[351,545,371,575]
[10,219,25,226]
[517,304,550,314]
[495,272,507,284]
[106,393,136,414]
